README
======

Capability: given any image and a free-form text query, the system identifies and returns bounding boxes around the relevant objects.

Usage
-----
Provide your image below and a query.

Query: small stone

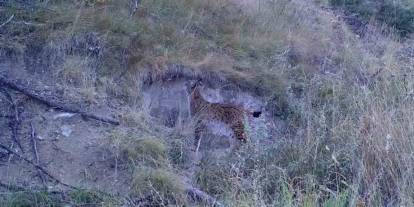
[60,125,73,137]
[53,113,76,120]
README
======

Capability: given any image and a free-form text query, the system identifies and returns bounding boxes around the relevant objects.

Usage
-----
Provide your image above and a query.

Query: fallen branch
[0,14,14,28]
[0,142,78,190]
[0,74,119,125]
[186,186,224,207]
[11,21,46,27]
[30,123,40,165]
[30,122,46,185]
[0,88,24,152]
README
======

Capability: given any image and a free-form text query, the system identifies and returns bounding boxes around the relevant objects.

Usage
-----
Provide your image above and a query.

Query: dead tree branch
[30,122,46,185]
[0,74,119,125]
[0,14,14,28]
[0,142,78,190]
[30,123,40,164]
[0,88,24,152]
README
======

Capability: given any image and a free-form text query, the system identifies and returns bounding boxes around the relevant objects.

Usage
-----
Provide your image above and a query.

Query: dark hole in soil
[253,111,262,118]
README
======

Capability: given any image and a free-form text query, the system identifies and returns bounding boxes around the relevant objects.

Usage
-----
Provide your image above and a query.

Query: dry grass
[2,0,414,206]
[131,168,186,206]
[0,189,120,207]
[106,131,168,168]
[186,0,413,206]
[105,130,188,205]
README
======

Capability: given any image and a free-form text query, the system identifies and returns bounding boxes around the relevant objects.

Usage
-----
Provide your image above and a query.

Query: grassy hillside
[1,0,413,206]
[330,0,414,37]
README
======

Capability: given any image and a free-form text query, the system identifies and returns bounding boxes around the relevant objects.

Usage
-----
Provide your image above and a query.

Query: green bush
[131,168,186,205]
[70,190,103,205]
[0,189,120,207]
[107,131,168,167]
[168,139,192,169]
[125,138,168,167]
[0,191,59,207]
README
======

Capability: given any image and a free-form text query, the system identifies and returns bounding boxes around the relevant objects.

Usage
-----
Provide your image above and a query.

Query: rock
[60,125,73,137]
[53,112,76,120]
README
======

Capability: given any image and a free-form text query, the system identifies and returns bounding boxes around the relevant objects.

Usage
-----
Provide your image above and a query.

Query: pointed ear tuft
[185,80,195,93]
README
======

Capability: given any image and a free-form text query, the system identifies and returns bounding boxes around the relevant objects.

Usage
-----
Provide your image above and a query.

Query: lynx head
[186,79,203,94]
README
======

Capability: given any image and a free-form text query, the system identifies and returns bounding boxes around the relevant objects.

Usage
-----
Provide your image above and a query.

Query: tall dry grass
[1,0,413,206]
[187,0,414,206]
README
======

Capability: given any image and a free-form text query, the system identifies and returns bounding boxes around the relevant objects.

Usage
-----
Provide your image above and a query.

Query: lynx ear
[185,81,194,94]
[185,79,202,93]
[192,79,203,88]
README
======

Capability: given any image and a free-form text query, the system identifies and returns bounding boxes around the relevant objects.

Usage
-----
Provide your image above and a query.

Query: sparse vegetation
[126,138,168,167]
[0,191,59,207]
[0,189,120,207]
[70,189,103,206]
[330,0,414,37]
[131,168,186,206]
[1,0,414,206]
[106,131,168,167]
[105,131,188,205]
[168,138,192,169]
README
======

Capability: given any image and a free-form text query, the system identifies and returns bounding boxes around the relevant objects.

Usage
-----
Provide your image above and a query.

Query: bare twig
[0,142,78,190]
[12,21,46,27]
[0,88,24,152]
[0,74,120,125]
[148,181,166,207]
[30,123,39,164]
[0,14,14,28]
[30,122,46,185]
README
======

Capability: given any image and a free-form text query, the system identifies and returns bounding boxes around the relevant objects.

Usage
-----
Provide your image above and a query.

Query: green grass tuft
[0,191,59,207]
[131,168,186,205]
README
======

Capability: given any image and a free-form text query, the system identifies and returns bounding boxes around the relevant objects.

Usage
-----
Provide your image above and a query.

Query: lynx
[188,81,261,150]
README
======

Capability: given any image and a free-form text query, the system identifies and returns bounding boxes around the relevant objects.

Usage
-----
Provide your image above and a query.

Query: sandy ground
[0,89,131,194]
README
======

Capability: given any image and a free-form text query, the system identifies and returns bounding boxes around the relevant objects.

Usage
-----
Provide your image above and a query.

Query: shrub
[131,168,186,205]
[107,131,168,167]
[195,157,235,197]
[194,123,355,206]
[70,190,103,206]
[126,138,168,167]
[168,139,192,169]
[69,189,120,206]
[0,191,59,207]
[0,189,120,207]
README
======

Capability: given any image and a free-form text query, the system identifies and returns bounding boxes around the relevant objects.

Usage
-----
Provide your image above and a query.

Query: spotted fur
[189,82,259,144]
